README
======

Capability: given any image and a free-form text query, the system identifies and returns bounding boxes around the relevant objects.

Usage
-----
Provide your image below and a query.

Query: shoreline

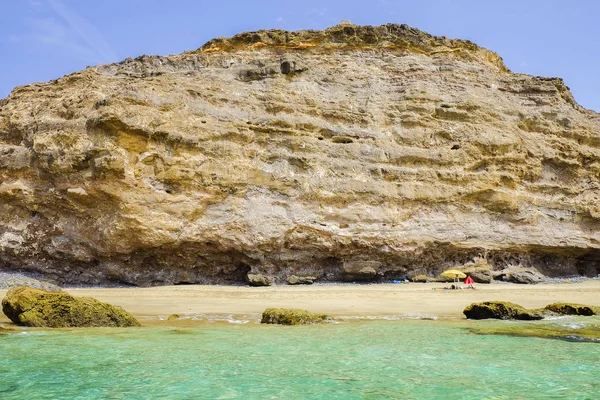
[2,281,599,324]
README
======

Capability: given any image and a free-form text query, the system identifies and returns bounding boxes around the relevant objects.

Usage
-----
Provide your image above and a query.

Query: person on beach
[442,284,457,290]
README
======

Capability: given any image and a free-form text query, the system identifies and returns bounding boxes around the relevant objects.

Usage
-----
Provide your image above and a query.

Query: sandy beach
[3,281,599,323]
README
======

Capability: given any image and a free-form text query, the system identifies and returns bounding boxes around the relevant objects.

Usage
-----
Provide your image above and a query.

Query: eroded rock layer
[1,23,599,286]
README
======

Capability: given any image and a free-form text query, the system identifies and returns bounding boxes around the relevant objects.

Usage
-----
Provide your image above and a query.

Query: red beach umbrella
[464,276,475,285]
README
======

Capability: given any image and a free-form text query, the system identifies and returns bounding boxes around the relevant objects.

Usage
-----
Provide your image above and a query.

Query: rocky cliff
[1,23,599,286]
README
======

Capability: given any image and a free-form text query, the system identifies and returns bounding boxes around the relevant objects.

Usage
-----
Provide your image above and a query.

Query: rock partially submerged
[544,302,600,316]
[167,313,182,321]
[464,300,600,320]
[1,286,140,327]
[261,308,330,325]
[469,324,600,343]
[0,326,14,334]
[463,301,544,320]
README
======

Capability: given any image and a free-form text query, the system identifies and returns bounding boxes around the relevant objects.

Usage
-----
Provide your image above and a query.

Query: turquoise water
[1,319,599,399]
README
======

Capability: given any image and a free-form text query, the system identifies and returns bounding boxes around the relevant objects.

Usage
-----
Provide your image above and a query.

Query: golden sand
[2,281,599,323]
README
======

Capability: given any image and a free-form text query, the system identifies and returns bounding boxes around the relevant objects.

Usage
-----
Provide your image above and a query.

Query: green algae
[0,326,14,335]
[463,301,544,320]
[468,324,600,343]
[261,308,331,325]
[167,313,181,321]
[544,302,600,316]
[464,301,600,320]
[2,286,140,328]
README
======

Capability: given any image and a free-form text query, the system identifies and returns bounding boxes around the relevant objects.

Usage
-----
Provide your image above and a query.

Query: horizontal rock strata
[0,23,599,286]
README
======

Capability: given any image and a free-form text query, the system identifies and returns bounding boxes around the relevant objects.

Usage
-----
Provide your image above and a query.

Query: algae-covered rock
[287,275,316,285]
[544,302,600,316]
[1,286,140,327]
[261,308,330,325]
[468,324,600,343]
[463,301,544,320]
[247,274,272,287]
[167,313,182,321]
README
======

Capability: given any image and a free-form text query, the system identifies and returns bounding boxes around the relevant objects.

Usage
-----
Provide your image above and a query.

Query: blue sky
[1,0,599,111]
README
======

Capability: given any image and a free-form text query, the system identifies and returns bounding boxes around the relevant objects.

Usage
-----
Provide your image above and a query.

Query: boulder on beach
[544,302,600,316]
[342,261,381,282]
[411,274,429,283]
[1,286,140,327]
[261,308,330,325]
[503,267,546,284]
[459,259,494,283]
[287,275,316,285]
[0,272,62,292]
[463,301,544,320]
[247,273,272,287]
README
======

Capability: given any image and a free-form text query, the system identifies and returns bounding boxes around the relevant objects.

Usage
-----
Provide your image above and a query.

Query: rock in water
[1,286,140,327]
[0,327,14,334]
[463,301,544,320]
[1,23,600,286]
[167,313,182,321]
[261,308,330,325]
[544,302,600,316]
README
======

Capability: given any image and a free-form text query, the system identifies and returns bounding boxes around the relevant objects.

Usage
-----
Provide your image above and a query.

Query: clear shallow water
[1,319,599,399]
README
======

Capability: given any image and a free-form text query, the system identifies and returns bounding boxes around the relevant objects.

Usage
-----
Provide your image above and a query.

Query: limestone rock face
[1,23,600,286]
[2,286,140,327]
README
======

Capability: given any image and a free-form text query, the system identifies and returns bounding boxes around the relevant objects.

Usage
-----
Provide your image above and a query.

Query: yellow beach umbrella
[441,270,466,281]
